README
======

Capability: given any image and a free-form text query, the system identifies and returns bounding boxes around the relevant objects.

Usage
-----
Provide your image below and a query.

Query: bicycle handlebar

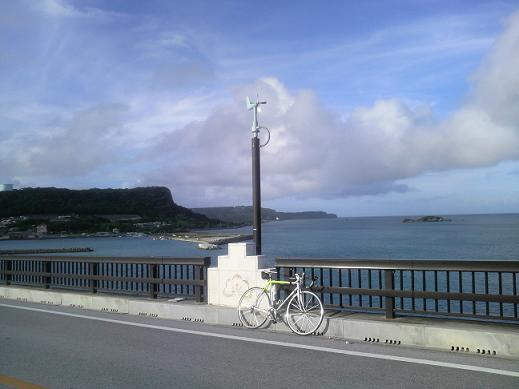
[268,271,319,288]
[291,272,319,289]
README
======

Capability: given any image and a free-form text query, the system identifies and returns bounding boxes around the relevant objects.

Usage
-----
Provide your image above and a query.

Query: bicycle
[237,270,324,335]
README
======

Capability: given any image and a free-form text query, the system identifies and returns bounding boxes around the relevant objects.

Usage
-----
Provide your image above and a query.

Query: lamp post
[247,97,269,255]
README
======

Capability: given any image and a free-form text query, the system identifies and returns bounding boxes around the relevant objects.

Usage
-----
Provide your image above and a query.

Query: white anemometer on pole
[247,96,270,147]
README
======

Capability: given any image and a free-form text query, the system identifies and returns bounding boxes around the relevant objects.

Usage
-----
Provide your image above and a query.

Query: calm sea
[1,214,518,264]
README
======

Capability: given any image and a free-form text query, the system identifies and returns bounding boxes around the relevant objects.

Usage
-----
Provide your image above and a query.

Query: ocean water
[250,213,519,260]
[1,214,518,262]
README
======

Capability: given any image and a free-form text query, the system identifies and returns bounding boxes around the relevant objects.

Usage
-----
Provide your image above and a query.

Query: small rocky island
[402,216,452,223]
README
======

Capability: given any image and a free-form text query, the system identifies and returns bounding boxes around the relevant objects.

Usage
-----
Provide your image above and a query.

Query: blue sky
[1,0,519,216]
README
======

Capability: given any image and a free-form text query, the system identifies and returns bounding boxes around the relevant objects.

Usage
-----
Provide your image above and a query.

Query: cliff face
[0,186,207,221]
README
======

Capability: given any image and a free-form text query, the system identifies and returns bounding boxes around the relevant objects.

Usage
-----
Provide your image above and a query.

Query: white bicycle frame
[259,273,307,319]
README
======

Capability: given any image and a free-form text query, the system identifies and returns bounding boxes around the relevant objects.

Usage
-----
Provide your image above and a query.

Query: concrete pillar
[207,242,272,307]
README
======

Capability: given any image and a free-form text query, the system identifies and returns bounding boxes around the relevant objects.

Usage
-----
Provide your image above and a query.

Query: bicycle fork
[296,289,306,312]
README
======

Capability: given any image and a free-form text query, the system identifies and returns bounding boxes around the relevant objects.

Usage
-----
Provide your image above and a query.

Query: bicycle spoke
[238,287,270,329]
[293,313,305,326]
[301,315,309,332]
[286,290,324,335]
[303,315,311,332]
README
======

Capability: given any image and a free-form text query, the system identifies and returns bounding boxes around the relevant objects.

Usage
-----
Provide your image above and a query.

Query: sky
[1,0,519,217]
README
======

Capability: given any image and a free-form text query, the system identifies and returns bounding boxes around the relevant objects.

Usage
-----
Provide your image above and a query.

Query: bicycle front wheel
[286,290,324,335]
[238,287,270,329]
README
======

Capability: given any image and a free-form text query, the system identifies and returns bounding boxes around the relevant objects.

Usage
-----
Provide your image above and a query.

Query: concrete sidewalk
[1,285,518,359]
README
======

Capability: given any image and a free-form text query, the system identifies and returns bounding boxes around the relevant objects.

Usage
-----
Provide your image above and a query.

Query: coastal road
[1,300,519,389]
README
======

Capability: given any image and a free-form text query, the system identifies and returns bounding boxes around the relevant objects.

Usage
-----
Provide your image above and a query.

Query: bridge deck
[1,299,519,389]
[1,285,519,359]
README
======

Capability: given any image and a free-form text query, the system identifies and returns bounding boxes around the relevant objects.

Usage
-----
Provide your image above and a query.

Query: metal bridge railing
[0,255,211,303]
[276,258,519,322]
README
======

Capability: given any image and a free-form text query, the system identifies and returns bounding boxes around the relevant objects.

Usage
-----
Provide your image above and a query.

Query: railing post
[90,262,98,294]
[198,257,211,303]
[149,264,158,299]
[44,261,52,289]
[282,267,293,301]
[5,259,12,285]
[275,266,281,301]
[194,265,203,303]
[384,270,395,319]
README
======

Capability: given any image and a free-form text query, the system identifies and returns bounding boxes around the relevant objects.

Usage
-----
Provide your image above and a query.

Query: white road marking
[1,302,519,378]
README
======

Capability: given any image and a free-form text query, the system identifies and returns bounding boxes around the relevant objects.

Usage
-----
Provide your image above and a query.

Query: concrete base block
[214,305,241,327]
[128,300,218,323]
[128,299,172,319]
[173,304,218,324]
[423,326,519,357]
[207,268,267,307]
[0,286,62,305]
[263,313,330,336]
[90,295,129,314]
[0,286,10,300]
[266,321,292,334]
[207,242,273,307]
[343,318,425,346]
[62,294,93,309]
[324,316,345,338]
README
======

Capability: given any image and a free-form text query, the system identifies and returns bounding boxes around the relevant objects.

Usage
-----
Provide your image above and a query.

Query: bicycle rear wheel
[286,290,324,335]
[238,287,270,329]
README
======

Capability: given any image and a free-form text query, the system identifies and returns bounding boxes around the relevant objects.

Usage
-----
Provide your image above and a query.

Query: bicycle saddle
[261,269,277,280]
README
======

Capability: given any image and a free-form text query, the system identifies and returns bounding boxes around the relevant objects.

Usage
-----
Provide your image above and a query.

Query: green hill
[0,187,220,233]
[191,206,337,225]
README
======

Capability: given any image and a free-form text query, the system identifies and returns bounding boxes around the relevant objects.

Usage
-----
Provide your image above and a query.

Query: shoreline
[151,232,253,245]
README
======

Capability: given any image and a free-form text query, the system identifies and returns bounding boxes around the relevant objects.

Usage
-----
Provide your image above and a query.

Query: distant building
[0,184,13,191]
[54,215,72,221]
[36,224,48,236]
[134,221,163,229]
[9,231,37,240]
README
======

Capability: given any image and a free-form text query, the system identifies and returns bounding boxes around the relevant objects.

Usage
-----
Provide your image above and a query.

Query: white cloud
[35,0,80,18]
[1,104,127,178]
[31,0,119,21]
[2,4,518,212]
[141,12,519,206]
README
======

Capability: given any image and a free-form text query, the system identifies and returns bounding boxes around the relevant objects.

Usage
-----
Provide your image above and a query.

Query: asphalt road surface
[1,300,519,389]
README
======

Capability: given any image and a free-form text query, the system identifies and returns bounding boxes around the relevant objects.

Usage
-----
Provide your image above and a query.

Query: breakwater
[0,248,94,255]
[157,233,252,245]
